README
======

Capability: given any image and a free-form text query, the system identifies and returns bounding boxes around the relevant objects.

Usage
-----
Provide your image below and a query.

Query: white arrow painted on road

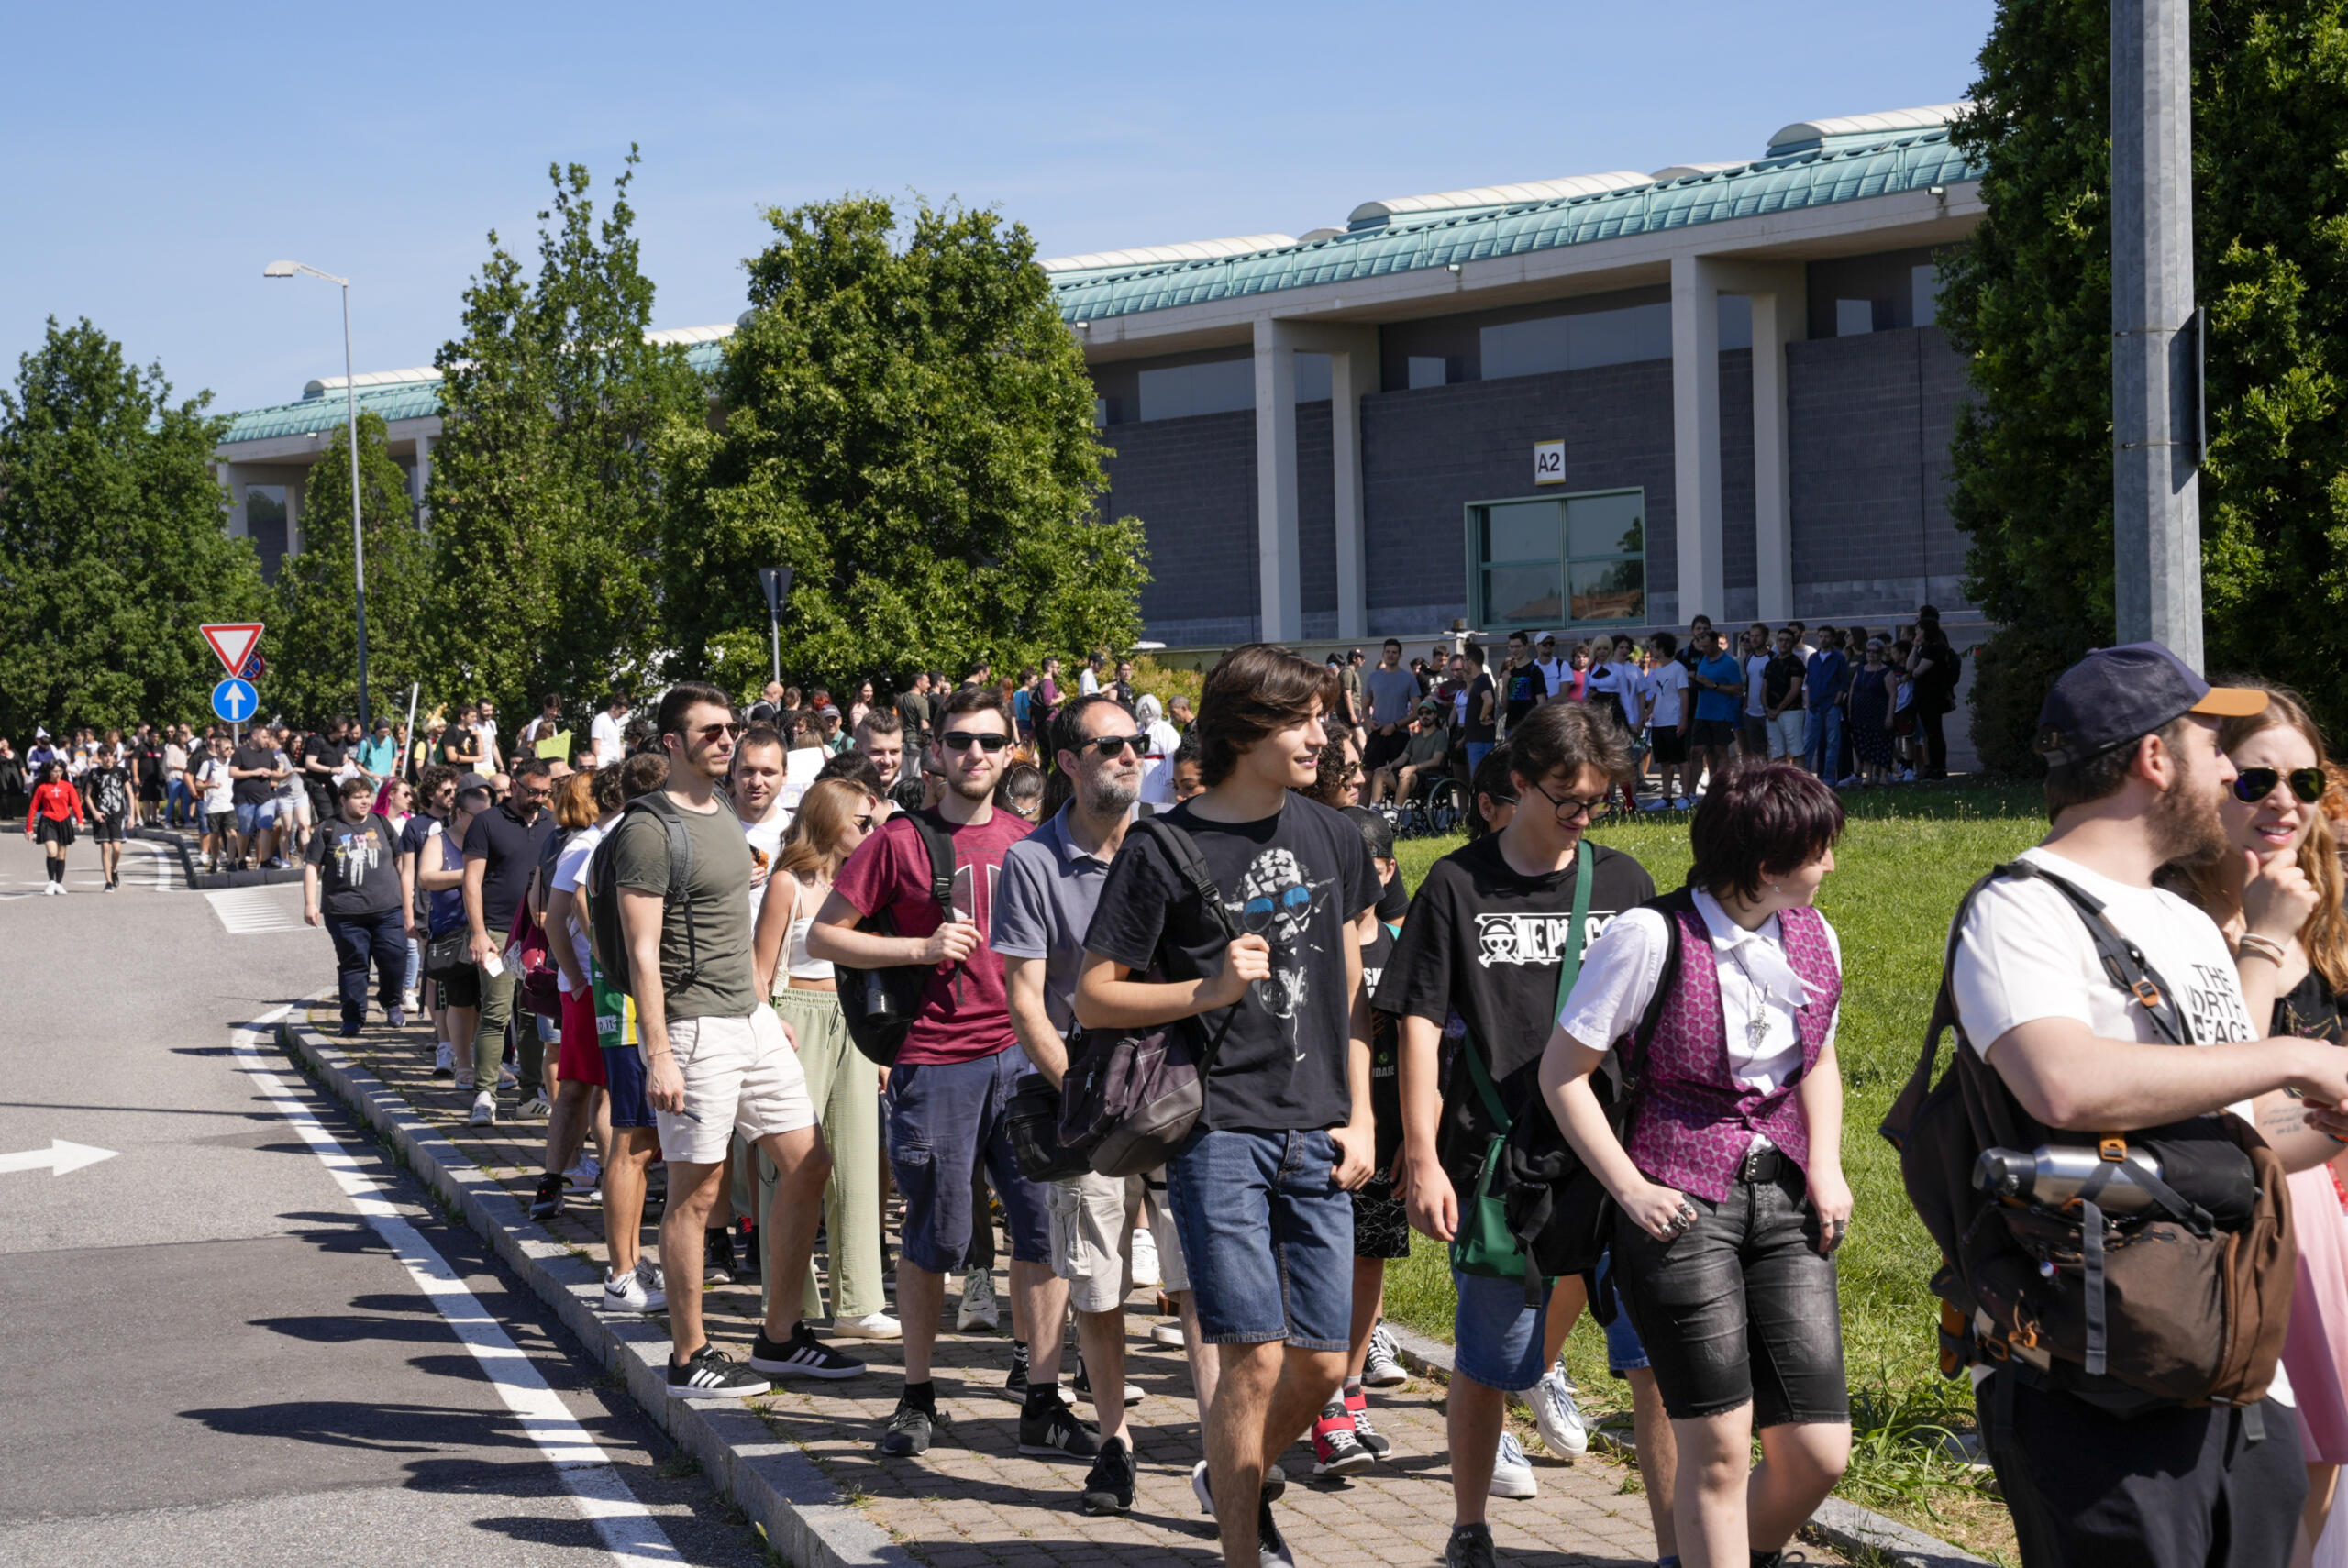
[0,1140,119,1176]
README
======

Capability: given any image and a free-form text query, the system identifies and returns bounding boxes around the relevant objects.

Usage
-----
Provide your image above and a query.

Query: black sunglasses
[1075,734,1146,758]
[2233,767,2327,806]
[940,730,1011,754]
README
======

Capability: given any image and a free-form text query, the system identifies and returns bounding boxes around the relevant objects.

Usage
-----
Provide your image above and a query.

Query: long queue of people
[37,623,2348,1568]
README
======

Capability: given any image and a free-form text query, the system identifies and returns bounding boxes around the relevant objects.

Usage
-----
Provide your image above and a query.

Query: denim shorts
[1454,1248,1652,1392]
[1166,1126,1353,1352]
[1610,1148,1848,1425]
[885,1045,1050,1275]
[233,799,276,836]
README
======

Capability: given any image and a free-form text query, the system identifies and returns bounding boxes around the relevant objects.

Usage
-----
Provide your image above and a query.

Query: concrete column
[1669,254,1724,628]
[412,432,434,523]
[1253,316,1301,643]
[1735,268,1806,622]
[1329,341,1372,641]
[216,462,247,538]
[2112,0,2201,667]
[284,472,303,558]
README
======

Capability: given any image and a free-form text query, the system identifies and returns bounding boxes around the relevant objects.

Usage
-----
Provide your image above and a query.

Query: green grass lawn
[1384,780,2046,1561]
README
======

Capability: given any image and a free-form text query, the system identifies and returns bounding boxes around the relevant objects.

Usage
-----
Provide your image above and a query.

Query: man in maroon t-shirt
[808,684,1069,1461]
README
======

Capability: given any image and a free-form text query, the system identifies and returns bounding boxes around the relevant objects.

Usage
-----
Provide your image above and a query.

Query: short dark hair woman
[1537,759,1851,1568]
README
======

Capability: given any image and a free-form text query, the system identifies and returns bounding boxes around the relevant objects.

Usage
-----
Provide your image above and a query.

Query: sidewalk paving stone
[313,1003,1848,1566]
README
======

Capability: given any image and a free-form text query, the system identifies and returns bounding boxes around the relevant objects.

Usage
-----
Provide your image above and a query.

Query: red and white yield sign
[200,623,264,679]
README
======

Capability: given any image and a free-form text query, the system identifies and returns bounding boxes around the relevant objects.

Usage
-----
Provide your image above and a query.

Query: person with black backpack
[604,681,865,1400]
[1537,760,1851,1568]
[1893,644,2348,1568]
[805,682,1050,1461]
[1381,702,1672,1568]
[1075,643,1380,1568]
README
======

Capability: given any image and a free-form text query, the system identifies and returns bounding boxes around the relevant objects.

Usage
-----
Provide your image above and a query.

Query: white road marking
[0,1139,119,1176]
[205,886,308,934]
[232,1008,682,1567]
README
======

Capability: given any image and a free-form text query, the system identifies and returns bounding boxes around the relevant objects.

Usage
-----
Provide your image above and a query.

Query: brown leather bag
[1882,860,2296,1410]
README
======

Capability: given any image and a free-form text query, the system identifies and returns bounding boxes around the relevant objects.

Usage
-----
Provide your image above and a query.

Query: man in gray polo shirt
[993,691,1203,1518]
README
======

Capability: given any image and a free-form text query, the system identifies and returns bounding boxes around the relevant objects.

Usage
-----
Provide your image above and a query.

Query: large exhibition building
[212,100,1985,657]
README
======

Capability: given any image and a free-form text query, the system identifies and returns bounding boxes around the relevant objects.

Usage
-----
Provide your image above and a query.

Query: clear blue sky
[1,1,1999,418]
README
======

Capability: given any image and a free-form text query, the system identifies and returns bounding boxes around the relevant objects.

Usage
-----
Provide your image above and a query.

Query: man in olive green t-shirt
[615,681,865,1398]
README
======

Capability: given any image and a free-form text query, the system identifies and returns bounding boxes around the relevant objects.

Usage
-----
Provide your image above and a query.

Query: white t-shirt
[549,820,608,990]
[1605,661,1645,728]
[1137,719,1183,805]
[198,756,233,812]
[1948,845,2291,1403]
[1080,668,1102,696]
[740,806,788,918]
[1641,662,1689,730]
[590,711,626,766]
[473,721,500,766]
[1560,889,1842,1097]
[1534,657,1570,698]
[1744,654,1771,718]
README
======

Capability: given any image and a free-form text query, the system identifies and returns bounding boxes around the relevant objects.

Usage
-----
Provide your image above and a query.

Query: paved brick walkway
[315,1004,1833,1567]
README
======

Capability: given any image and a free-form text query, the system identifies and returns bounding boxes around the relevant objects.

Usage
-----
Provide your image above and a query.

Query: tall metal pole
[341,281,371,730]
[2111,0,2201,668]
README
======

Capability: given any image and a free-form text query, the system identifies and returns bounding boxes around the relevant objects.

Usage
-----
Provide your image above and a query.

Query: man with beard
[807,685,1056,1461]
[1945,643,2348,1568]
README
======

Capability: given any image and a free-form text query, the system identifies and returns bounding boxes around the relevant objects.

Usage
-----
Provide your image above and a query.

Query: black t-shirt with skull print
[1083,793,1379,1133]
[1375,833,1655,1192]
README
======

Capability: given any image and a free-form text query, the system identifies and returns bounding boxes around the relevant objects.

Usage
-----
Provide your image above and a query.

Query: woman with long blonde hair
[749,777,896,1341]
[2182,681,2348,1568]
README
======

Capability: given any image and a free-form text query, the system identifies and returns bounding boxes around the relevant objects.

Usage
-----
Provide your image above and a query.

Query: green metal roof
[1050,130,1979,325]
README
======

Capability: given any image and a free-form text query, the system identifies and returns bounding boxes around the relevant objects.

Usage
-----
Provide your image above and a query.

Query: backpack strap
[2002,860,2188,1045]
[902,807,961,997]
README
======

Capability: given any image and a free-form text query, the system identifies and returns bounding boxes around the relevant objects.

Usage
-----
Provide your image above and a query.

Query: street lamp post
[263,259,371,729]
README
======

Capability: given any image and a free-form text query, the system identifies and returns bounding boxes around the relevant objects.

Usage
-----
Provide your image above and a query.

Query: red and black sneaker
[1311,1400,1372,1477]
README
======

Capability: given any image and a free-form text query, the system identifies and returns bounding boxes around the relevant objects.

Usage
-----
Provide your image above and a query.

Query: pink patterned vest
[1623,897,1843,1202]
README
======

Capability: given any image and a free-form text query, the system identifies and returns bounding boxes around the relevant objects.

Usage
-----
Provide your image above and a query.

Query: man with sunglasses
[1944,644,2348,1568]
[992,692,1193,1514]
[808,685,1050,1460]
[1382,701,1677,1568]
[615,682,864,1399]
[461,755,556,1125]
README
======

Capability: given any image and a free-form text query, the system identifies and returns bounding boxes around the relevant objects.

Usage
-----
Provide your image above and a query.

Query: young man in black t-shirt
[1079,644,1379,1568]
[1379,702,1678,1568]
[1499,631,1549,737]
[1461,642,1498,777]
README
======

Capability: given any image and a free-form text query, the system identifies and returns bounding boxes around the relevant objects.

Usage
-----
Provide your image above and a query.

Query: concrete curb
[276,1013,917,1568]
[1376,1321,1991,1568]
[133,824,303,889]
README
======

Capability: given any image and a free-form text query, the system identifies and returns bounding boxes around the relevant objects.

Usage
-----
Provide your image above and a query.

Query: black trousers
[1978,1374,2305,1568]
[1917,703,1948,777]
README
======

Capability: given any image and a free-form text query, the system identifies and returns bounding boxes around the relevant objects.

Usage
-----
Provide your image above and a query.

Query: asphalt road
[0,826,766,1568]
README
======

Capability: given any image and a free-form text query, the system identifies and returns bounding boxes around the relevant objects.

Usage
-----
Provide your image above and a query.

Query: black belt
[1738,1143,1789,1185]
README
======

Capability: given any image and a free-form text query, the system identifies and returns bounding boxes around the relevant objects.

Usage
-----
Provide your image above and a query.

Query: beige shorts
[1047,1167,1190,1313]
[648,1005,814,1165]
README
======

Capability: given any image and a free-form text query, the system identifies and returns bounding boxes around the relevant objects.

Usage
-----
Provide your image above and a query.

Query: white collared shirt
[1557,888,1842,1094]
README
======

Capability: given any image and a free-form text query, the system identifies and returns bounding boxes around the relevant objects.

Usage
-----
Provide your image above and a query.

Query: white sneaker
[434,1042,456,1078]
[469,1089,497,1126]
[957,1268,1000,1331]
[604,1259,667,1314]
[518,1094,553,1119]
[1361,1323,1407,1388]
[564,1154,601,1191]
[1130,1226,1162,1289]
[833,1311,903,1341]
[1150,1320,1188,1347]
[1490,1430,1538,1498]
[1532,1362,1589,1456]
[402,988,422,1013]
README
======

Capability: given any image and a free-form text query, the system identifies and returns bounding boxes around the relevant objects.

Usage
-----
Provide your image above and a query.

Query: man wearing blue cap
[1941,642,2348,1567]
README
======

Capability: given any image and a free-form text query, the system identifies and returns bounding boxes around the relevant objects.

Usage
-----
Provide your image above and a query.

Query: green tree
[270,410,433,725]
[659,195,1147,699]
[0,317,266,738]
[425,147,703,717]
[1944,1,2348,765]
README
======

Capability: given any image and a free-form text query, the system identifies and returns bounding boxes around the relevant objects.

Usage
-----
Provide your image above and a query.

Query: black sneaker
[1016,1399,1101,1459]
[1444,1521,1497,1568]
[1191,1459,1289,1515]
[703,1227,737,1286]
[879,1399,936,1456]
[529,1173,566,1220]
[1003,1341,1032,1402]
[1258,1496,1297,1568]
[1080,1435,1135,1516]
[1071,1351,1143,1408]
[748,1322,866,1380]
[664,1344,770,1400]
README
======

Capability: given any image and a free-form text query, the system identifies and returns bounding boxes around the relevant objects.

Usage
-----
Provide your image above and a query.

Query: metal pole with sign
[758,567,793,686]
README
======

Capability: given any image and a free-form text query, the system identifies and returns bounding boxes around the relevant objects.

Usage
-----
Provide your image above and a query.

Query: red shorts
[558,987,605,1086]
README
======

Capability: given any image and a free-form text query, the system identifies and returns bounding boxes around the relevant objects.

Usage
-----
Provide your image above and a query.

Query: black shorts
[437,956,483,1010]
[91,813,125,844]
[1611,1153,1847,1425]
[1351,1179,1411,1260]
[1647,727,1688,764]
[206,810,234,839]
[1362,728,1407,772]
[35,816,76,848]
[1687,717,1736,750]
[1739,716,1769,752]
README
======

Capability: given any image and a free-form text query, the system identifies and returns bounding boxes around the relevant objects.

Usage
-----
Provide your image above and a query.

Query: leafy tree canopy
[426,147,703,721]
[658,195,1147,700]
[271,410,432,727]
[0,317,265,739]
[1944,0,2348,764]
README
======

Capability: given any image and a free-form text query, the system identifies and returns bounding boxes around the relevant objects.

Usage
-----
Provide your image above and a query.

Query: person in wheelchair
[1368,701,1454,812]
